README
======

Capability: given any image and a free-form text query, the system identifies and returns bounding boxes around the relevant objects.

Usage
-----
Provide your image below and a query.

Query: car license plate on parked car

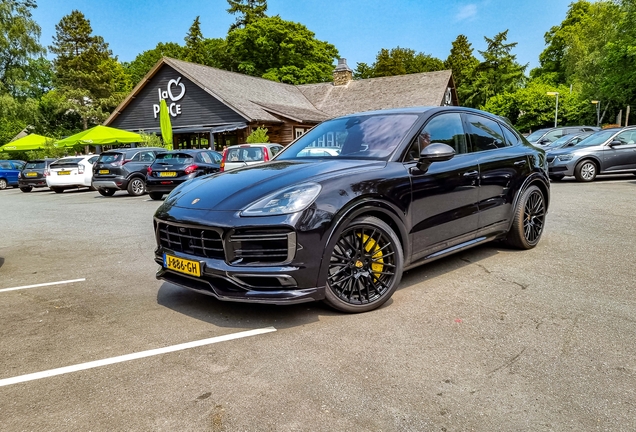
[26,172,37,177]
[99,170,109,174]
[164,254,201,277]
[57,171,70,175]
[159,172,177,177]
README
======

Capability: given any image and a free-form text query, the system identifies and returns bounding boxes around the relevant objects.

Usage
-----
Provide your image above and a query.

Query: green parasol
[55,125,142,147]
[0,134,51,151]
[159,99,173,150]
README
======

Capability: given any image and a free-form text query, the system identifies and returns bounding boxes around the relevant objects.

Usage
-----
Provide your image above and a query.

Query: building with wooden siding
[104,57,458,150]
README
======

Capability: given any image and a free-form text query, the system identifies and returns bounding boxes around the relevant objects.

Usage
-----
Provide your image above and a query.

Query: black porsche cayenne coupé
[154,107,549,313]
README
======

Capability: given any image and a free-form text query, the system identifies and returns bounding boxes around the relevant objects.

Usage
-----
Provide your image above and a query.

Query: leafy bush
[246,127,269,143]
[138,131,165,148]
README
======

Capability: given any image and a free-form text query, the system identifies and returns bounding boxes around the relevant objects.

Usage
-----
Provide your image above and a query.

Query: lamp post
[591,100,600,127]
[547,92,559,127]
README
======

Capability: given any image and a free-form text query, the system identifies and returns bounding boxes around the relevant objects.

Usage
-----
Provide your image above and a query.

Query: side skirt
[404,234,501,271]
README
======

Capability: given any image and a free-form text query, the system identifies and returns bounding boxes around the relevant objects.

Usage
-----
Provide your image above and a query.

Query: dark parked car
[547,127,636,181]
[92,147,165,196]
[18,158,57,192]
[527,126,599,146]
[145,149,222,201]
[0,160,25,189]
[153,107,550,313]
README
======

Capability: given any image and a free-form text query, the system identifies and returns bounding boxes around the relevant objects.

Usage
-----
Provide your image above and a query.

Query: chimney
[333,58,352,86]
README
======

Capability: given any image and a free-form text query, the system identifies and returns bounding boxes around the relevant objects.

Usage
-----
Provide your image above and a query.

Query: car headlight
[557,154,574,162]
[241,183,322,216]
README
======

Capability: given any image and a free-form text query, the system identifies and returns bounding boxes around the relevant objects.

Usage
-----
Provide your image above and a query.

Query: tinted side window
[465,114,506,151]
[270,146,283,156]
[0,161,11,169]
[501,125,520,146]
[544,130,564,142]
[405,113,467,161]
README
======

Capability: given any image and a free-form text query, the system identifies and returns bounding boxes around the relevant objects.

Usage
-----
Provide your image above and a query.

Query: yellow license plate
[159,172,177,177]
[57,171,71,175]
[26,172,37,177]
[99,170,109,174]
[164,254,201,277]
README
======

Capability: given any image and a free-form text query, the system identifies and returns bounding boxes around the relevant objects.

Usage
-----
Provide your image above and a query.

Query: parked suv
[220,143,283,172]
[0,160,25,189]
[547,127,636,181]
[527,126,599,146]
[92,147,165,196]
[18,158,57,192]
[146,149,222,200]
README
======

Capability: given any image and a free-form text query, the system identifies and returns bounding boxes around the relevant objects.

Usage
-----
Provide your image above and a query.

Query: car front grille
[546,156,556,163]
[157,222,224,259]
[228,229,296,265]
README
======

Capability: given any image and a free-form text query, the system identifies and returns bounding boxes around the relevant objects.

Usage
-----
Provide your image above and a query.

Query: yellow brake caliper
[357,234,384,281]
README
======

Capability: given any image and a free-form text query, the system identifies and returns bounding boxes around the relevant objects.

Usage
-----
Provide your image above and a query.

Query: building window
[295,128,308,139]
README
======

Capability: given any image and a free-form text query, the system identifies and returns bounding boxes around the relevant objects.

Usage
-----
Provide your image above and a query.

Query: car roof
[226,143,281,149]
[101,147,165,154]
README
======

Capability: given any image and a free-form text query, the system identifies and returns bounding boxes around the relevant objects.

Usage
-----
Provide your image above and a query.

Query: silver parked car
[547,127,636,181]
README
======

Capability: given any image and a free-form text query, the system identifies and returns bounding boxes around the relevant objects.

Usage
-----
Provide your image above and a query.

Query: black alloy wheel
[324,216,403,313]
[505,185,546,249]
[148,192,163,201]
[20,186,32,193]
[98,188,116,197]
[127,178,145,196]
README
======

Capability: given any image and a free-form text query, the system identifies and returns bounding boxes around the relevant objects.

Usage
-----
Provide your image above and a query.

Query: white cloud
[455,4,478,22]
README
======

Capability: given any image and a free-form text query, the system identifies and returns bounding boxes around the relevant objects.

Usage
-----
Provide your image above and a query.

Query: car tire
[549,175,564,181]
[0,179,7,190]
[52,187,64,193]
[504,185,546,250]
[324,216,404,313]
[574,160,597,182]
[20,186,33,193]
[148,192,163,200]
[127,177,145,196]
[97,188,116,197]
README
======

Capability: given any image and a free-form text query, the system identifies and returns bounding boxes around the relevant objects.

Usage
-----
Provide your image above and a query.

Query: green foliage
[463,30,527,108]
[0,0,45,96]
[354,47,444,79]
[24,138,69,160]
[246,126,269,143]
[49,10,128,129]
[483,82,593,132]
[227,0,268,31]
[123,42,186,86]
[444,35,479,103]
[138,131,165,148]
[225,16,338,84]
[0,93,39,145]
[184,16,205,64]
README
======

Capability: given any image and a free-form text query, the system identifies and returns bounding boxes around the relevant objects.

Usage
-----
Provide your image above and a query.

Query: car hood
[163,159,386,211]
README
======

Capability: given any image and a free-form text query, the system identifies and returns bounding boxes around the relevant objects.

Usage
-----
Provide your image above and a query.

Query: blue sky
[33,0,573,72]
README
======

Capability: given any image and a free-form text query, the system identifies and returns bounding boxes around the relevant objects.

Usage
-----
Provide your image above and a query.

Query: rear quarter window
[99,153,123,163]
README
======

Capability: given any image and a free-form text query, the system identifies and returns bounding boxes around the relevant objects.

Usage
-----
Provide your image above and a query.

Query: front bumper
[547,159,576,176]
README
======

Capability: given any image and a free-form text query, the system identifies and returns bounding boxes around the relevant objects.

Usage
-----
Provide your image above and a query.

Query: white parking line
[0,278,86,293]
[0,327,276,387]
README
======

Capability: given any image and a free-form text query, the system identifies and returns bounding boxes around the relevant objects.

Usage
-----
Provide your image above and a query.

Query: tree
[246,126,269,143]
[0,0,45,96]
[123,42,186,86]
[225,16,338,84]
[227,0,267,31]
[184,16,205,64]
[49,10,127,129]
[444,35,479,103]
[353,47,444,79]
[464,30,527,108]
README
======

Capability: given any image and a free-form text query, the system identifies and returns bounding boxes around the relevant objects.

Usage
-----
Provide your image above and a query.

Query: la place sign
[153,77,186,118]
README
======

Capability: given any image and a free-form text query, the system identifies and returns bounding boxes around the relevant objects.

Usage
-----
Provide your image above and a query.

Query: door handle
[514,160,527,166]
[463,170,479,177]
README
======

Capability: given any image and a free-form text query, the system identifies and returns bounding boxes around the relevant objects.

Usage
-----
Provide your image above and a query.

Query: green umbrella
[55,125,142,147]
[0,134,51,151]
[159,99,173,151]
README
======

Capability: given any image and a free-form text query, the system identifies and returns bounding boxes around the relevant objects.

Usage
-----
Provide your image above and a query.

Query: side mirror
[566,142,575,147]
[539,139,551,145]
[418,143,456,165]
[609,140,622,147]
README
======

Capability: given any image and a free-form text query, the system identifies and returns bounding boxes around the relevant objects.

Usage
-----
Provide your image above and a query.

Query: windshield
[526,129,550,142]
[545,134,577,148]
[575,130,615,147]
[154,153,194,165]
[51,157,83,168]
[277,114,419,161]
[25,161,46,169]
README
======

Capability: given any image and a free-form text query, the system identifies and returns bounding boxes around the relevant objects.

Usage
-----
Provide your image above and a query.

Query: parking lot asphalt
[1,176,636,431]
